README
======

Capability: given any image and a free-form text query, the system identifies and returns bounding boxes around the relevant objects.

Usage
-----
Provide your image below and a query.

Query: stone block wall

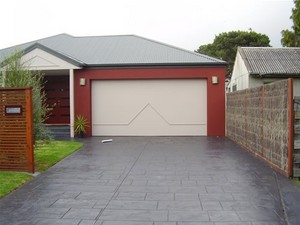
[226,79,293,176]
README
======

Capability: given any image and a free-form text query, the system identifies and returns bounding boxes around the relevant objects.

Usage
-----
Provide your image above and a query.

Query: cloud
[0,0,294,50]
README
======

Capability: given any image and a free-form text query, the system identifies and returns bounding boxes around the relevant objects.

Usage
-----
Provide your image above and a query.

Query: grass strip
[0,140,83,198]
[0,172,32,198]
[35,140,83,172]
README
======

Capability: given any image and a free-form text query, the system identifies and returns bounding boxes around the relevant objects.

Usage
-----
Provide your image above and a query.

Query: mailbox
[5,105,22,115]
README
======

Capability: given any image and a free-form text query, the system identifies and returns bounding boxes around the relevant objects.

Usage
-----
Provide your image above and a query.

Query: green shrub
[0,51,51,141]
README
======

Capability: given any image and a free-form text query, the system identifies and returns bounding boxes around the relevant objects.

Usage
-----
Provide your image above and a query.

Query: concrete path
[0,137,300,225]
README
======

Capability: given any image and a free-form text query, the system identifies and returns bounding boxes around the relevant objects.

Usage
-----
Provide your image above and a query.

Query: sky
[0,0,295,51]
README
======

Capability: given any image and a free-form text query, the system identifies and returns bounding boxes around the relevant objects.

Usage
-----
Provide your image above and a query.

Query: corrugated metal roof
[239,47,300,76]
[0,34,226,67]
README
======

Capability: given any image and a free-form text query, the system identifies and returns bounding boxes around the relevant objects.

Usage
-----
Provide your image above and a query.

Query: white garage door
[92,79,207,136]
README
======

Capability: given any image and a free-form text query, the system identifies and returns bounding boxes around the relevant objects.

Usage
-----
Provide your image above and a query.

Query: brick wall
[226,79,293,177]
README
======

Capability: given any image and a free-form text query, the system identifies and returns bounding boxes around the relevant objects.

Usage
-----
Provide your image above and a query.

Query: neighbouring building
[229,47,300,95]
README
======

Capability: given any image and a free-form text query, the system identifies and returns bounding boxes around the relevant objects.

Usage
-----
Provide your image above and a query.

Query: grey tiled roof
[0,34,226,67]
[239,47,300,76]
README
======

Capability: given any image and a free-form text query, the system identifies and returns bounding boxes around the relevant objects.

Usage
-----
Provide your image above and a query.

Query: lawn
[35,140,83,172]
[0,172,32,198]
[0,140,83,198]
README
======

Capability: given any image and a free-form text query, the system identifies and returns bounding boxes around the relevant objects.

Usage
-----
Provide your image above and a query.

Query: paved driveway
[0,137,300,225]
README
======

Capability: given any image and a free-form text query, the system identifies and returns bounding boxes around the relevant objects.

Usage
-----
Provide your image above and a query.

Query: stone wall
[226,79,293,176]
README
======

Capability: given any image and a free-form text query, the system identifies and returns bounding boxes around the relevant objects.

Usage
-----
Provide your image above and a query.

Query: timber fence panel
[0,88,34,173]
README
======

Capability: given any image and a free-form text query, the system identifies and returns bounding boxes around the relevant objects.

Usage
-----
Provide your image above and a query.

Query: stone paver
[0,137,300,225]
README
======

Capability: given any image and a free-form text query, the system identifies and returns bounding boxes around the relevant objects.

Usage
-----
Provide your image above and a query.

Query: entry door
[44,76,70,124]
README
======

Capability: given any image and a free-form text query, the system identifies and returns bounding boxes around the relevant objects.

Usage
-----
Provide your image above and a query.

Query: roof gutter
[251,73,300,78]
[83,62,228,68]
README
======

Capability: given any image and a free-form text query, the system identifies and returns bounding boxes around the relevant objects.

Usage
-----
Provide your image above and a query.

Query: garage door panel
[92,79,207,136]
[92,82,147,124]
[150,81,206,124]
[93,101,147,125]
[93,103,206,135]
[150,102,205,124]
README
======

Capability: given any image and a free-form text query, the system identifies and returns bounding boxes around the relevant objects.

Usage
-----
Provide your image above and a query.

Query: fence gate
[0,88,34,173]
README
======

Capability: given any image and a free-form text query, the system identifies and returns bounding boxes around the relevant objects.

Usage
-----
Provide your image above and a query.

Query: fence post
[261,85,265,157]
[288,78,294,177]
[25,88,34,173]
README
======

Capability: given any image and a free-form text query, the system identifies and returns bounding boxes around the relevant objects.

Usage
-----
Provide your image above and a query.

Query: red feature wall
[74,66,225,136]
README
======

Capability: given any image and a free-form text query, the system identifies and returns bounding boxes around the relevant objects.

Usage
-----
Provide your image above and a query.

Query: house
[229,47,300,94]
[0,34,226,137]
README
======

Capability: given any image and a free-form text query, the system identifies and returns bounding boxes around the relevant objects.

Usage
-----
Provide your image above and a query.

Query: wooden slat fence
[0,88,34,173]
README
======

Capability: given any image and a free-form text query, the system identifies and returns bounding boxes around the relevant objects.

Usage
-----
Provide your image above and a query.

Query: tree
[196,30,271,77]
[281,0,300,47]
[0,51,51,141]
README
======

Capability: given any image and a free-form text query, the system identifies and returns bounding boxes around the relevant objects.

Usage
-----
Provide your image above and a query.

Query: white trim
[69,69,75,138]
